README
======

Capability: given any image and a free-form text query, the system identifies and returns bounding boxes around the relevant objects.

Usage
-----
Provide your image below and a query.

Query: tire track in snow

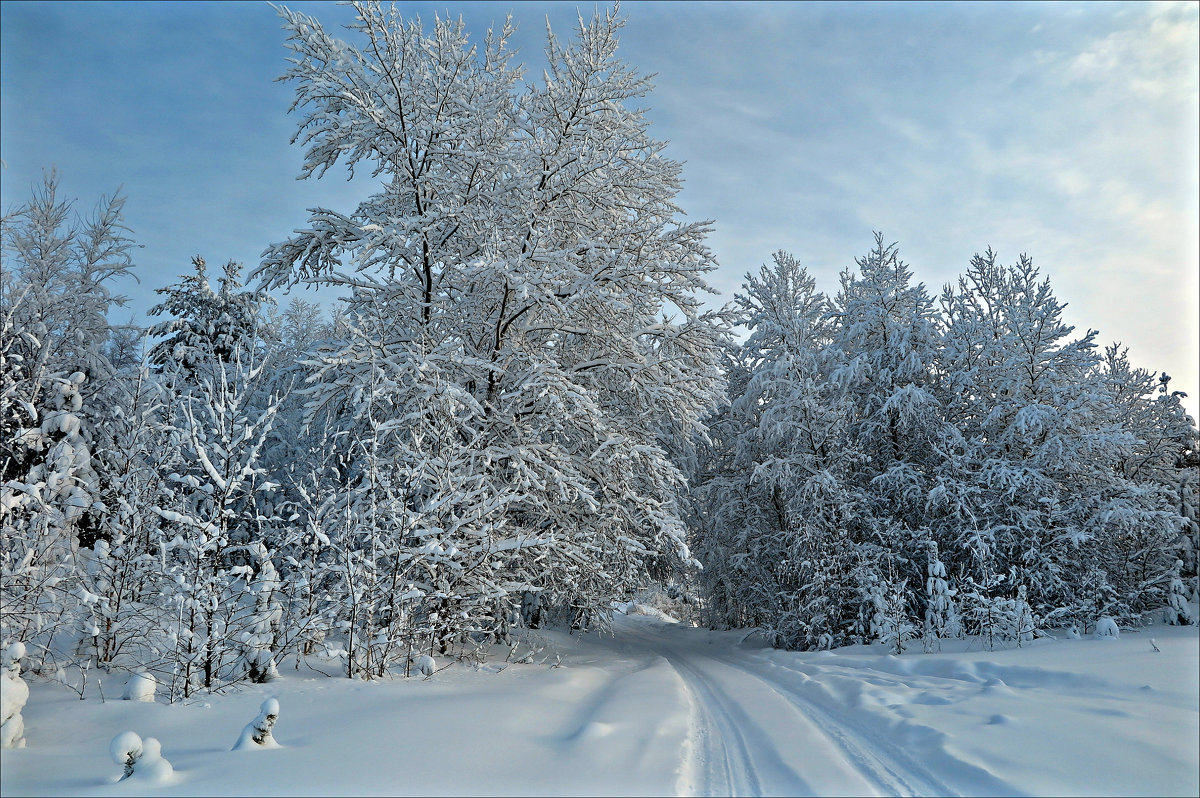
[624,624,816,797]
[704,651,957,797]
[617,618,1004,796]
[670,652,767,796]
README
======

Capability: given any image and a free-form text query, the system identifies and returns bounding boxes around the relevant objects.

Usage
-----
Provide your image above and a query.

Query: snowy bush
[1163,560,1195,626]
[923,541,958,652]
[109,731,173,783]
[122,672,156,702]
[1011,584,1036,646]
[1094,617,1120,639]
[233,697,281,750]
[110,731,143,779]
[1,642,29,749]
[879,579,916,655]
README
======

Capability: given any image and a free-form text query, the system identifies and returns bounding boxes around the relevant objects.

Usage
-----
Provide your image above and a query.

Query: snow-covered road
[622,620,954,796]
[2,612,1197,797]
[614,612,1198,797]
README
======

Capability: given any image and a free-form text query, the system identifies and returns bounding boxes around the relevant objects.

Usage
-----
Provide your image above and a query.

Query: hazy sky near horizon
[2,1,1197,416]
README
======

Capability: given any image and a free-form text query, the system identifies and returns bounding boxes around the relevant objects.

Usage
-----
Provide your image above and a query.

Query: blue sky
[2,0,1197,415]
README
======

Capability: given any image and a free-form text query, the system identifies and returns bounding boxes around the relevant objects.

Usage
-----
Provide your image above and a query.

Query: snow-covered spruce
[1164,559,1195,626]
[923,541,958,652]
[1,642,29,749]
[110,731,142,779]
[1095,617,1121,639]
[234,698,281,750]
[109,731,174,783]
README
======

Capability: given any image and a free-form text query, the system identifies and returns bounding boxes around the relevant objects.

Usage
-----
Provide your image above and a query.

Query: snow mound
[122,672,156,702]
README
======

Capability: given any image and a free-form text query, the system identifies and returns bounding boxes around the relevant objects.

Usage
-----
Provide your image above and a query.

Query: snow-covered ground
[2,612,1197,797]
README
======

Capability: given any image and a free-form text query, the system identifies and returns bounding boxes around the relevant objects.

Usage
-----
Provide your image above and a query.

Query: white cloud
[1066,2,1199,100]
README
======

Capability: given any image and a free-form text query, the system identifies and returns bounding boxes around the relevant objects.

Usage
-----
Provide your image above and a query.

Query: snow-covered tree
[254,1,726,651]
[922,540,958,652]
[1,171,136,670]
[148,256,272,380]
[693,234,1196,651]
[76,358,177,672]
[1098,347,1199,611]
[153,349,285,697]
[829,234,948,536]
[233,697,281,750]
[689,253,861,648]
[1162,559,1194,626]
[935,250,1175,624]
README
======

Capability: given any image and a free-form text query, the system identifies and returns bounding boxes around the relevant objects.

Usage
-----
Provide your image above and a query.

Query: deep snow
[2,612,1196,797]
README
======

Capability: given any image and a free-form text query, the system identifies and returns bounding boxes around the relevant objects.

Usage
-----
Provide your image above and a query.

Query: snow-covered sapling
[1163,560,1195,626]
[233,697,280,750]
[923,541,957,652]
[135,737,175,782]
[110,731,143,779]
[413,654,436,677]
[1094,617,1120,639]
[1013,585,1035,645]
[109,731,173,782]
[122,672,157,702]
[1,642,29,749]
